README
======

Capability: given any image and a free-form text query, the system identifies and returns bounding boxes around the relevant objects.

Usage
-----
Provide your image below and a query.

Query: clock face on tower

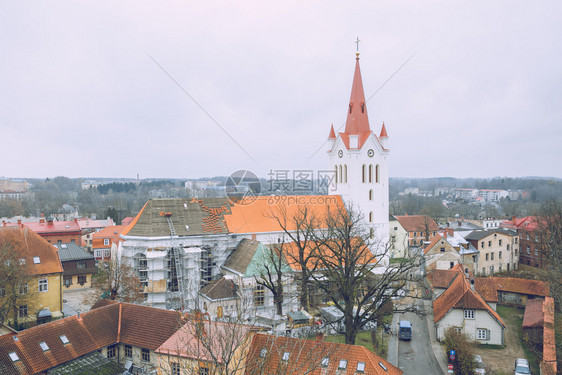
[338,150,343,158]
[367,149,374,157]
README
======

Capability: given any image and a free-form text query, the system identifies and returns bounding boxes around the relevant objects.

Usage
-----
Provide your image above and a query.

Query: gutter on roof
[221,266,244,277]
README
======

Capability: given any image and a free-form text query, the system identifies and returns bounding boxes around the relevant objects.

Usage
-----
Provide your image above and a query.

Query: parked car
[514,358,531,375]
[474,354,486,375]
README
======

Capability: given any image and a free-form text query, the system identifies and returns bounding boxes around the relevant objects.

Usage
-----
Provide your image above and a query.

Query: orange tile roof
[282,238,377,271]
[224,195,345,234]
[0,300,183,374]
[393,215,439,233]
[433,271,505,327]
[0,227,63,276]
[245,333,402,375]
[474,277,550,302]
[541,297,556,375]
[23,220,81,235]
[91,225,127,249]
[121,201,149,236]
[522,298,544,328]
[156,320,256,363]
[426,268,461,289]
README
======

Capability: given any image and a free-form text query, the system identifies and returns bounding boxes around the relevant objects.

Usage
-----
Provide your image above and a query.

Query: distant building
[478,189,508,202]
[464,228,519,275]
[23,217,82,245]
[77,217,116,252]
[91,225,126,260]
[502,216,546,268]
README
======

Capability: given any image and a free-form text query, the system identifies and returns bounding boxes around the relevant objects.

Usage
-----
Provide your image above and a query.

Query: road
[388,301,444,375]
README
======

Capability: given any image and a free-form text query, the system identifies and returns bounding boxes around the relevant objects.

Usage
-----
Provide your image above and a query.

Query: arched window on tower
[344,164,347,183]
[339,165,343,183]
[361,102,365,113]
[376,164,380,183]
[362,165,366,183]
[349,103,352,114]
[334,165,338,186]
[369,212,373,222]
[368,165,373,183]
[369,189,373,201]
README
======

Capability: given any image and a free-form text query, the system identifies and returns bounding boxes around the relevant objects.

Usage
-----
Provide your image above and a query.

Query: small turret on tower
[379,122,389,149]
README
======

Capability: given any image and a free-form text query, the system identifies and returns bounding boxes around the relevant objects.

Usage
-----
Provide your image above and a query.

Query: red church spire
[328,123,336,139]
[380,122,388,138]
[344,53,371,135]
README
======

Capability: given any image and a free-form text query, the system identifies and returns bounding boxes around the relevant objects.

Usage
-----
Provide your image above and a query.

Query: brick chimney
[444,228,454,238]
[512,216,516,225]
[17,219,21,225]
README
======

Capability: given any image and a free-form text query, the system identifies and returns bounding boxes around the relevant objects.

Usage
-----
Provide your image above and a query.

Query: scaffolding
[161,211,186,309]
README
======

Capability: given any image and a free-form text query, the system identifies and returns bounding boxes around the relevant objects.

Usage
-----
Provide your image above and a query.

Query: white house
[433,270,506,345]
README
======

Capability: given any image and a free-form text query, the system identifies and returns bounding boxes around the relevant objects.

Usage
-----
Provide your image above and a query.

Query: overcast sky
[1,1,561,180]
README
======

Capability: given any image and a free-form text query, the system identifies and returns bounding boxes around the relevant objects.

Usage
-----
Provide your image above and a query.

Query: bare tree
[84,256,145,305]
[310,204,420,345]
[254,243,291,316]
[267,205,320,311]
[0,229,39,329]
[535,199,562,311]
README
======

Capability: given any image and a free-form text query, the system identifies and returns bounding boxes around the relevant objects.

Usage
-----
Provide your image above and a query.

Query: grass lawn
[496,305,540,375]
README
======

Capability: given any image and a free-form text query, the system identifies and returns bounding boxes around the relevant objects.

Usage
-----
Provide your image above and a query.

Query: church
[117,51,391,318]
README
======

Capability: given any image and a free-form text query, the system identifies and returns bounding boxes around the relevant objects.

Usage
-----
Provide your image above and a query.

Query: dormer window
[338,359,347,369]
[59,335,69,344]
[357,362,366,372]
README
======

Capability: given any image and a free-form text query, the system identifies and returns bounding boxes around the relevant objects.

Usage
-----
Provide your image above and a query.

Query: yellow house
[0,226,63,328]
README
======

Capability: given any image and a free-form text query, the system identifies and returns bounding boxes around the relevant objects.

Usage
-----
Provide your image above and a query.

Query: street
[388,301,444,375]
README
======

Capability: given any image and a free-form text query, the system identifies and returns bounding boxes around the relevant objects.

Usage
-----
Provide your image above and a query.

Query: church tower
[327,51,390,243]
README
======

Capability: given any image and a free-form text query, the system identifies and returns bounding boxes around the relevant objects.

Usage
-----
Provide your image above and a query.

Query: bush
[443,327,476,375]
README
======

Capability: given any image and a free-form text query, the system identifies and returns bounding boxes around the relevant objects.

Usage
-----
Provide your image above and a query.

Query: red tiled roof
[433,271,505,327]
[474,277,550,302]
[23,220,81,235]
[245,333,402,375]
[0,227,63,276]
[328,124,336,139]
[380,122,388,138]
[427,268,461,289]
[393,215,439,233]
[541,297,557,375]
[0,300,183,374]
[522,298,544,328]
[91,225,127,249]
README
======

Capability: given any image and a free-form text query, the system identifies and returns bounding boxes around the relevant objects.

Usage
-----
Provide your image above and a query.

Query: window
[71,239,75,243]
[357,362,366,372]
[488,240,492,247]
[141,348,150,362]
[440,247,445,252]
[19,258,26,265]
[490,266,494,274]
[104,249,110,258]
[413,232,417,237]
[199,367,209,375]
[343,164,347,183]
[526,246,530,254]
[104,238,110,246]
[338,359,348,369]
[78,275,87,285]
[515,237,518,243]
[107,344,117,358]
[321,357,329,367]
[499,239,502,246]
[254,285,265,307]
[259,349,267,358]
[64,276,73,288]
[477,329,487,340]
[499,251,502,259]
[535,248,539,256]
[507,244,510,250]
[454,327,462,333]
[18,305,28,318]
[433,231,436,236]
[485,253,489,261]
[59,335,69,344]
[368,164,373,183]
[282,352,290,361]
[464,310,474,319]
[18,283,27,295]
[375,164,380,183]
[33,256,40,264]
[124,344,132,358]
[499,264,502,272]
[481,242,485,248]
[369,189,373,200]
[369,212,373,222]
[491,253,494,261]
[9,352,20,362]
[482,268,485,275]
[94,249,101,258]
[172,363,181,375]
[77,261,86,269]
[38,278,48,292]
[362,165,366,183]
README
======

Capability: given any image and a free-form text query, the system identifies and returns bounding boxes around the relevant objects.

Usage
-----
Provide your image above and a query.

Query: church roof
[328,124,336,139]
[380,122,388,138]
[344,54,371,136]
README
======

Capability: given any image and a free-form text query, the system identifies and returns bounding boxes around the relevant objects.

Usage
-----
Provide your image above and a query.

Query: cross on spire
[355,37,361,52]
